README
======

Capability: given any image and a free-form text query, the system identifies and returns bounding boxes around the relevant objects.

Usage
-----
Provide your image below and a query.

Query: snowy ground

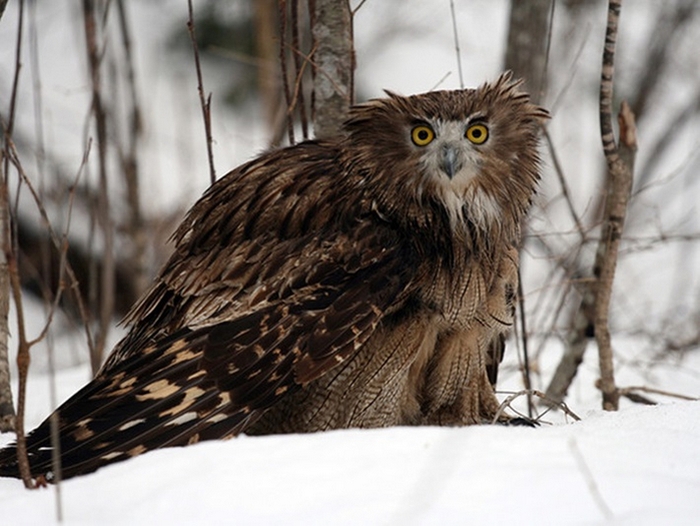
[2,342,699,526]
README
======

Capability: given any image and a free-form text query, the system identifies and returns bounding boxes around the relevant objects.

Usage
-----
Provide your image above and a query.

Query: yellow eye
[411,125,435,146]
[466,123,489,145]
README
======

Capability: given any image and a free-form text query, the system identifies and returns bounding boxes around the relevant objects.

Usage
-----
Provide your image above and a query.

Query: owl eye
[411,125,435,146]
[466,123,489,145]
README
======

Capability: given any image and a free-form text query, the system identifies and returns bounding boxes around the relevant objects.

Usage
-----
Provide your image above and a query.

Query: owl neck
[397,193,516,272]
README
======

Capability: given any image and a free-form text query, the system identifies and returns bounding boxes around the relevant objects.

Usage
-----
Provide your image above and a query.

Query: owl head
[342,72,549,234]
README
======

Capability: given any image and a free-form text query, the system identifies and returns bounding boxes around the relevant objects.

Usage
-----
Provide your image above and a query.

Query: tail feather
[0,329,260,481]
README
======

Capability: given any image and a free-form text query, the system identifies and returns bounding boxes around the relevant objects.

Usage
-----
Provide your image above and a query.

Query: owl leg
[420,330,505,426]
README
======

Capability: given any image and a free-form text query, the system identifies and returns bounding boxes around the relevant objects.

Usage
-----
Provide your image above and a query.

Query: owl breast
[246,240,518,434]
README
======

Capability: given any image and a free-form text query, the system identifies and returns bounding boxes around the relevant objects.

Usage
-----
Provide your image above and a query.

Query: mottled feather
[0,72,547,481]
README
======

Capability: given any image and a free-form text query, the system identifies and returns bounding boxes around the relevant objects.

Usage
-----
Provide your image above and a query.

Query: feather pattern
[0,72,547,481]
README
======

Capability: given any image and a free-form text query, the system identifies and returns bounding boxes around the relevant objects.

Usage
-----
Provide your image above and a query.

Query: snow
[0,358,700,525]
[1,359,699,525]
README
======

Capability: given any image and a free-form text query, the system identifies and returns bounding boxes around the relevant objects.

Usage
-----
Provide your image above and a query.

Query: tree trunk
[311,0,354,138]
[504,0,553,104]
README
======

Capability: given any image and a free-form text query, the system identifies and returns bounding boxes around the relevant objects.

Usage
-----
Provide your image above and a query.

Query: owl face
[342,73,548,233]
[407,116,500,229]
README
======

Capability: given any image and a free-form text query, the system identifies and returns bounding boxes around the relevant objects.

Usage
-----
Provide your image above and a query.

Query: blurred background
[0,0,698,425]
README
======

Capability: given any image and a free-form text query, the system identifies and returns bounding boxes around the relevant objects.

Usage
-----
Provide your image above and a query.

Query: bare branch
[8,220,36,488]
[6,138,97,363]
[0,0,9,22]
[543,281,595,407]
[594,0,636,411]
[449,0,464,89]
[278,0,295,145]
[0,159,13,433]
[516,269,534,418]
[82,0,115,376]
[493,389,582,423]
[3,131,92,491]
[0,0,25,436]
[186,0,216,184]
[543,129,586,240]
[116,0,148,298]
[620,385,698,403]
[291,0,309,140]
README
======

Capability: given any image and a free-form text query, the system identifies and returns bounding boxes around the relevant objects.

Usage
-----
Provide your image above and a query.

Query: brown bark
[82,0,115,375]
[116,0,148,299]
[311,0,354,138]
[187,0,216,185]
[504,0,554,105]
[594,0,635,411]
[254,0,280,131]
[0,153,15,433]
[0,0,23,435]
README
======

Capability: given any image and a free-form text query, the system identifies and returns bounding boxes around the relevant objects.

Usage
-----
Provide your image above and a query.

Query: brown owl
[0,72,548,481]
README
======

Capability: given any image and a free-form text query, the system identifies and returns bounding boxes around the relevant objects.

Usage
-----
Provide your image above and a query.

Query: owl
[0,72,547,481]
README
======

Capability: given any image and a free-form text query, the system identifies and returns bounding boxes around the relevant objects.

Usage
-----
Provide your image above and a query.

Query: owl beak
[440,146,462,179]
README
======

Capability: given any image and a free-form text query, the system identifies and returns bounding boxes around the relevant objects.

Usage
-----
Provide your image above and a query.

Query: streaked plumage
[0,72,547,481]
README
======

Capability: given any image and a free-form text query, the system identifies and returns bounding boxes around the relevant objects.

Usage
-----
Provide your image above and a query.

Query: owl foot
[490,414,539,427]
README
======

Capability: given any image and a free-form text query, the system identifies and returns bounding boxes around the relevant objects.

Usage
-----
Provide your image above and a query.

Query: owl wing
[0,219,415,480]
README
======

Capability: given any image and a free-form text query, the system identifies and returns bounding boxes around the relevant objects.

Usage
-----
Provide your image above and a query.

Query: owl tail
[0,330,257,482]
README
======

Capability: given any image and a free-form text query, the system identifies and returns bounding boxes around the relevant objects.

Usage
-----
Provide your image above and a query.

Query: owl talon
[502,416,539,427]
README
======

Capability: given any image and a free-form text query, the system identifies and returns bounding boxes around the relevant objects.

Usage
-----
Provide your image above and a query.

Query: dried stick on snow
[619,385,699,404]
[492,389,582,424]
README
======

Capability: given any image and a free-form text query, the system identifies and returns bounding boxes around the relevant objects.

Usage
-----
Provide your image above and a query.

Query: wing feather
[0,216,415,480]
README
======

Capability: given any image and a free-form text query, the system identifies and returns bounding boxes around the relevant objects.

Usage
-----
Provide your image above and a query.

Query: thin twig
[619,385,698,402]
[0,0,25,436]
[278,0,295,145]
[82,0,114,375]
[543,128,586,240]
[1,0,36,489]
[6,137,96,358]
[7,220,35,488]
[28,0,46,188]
[516,268,534,418]
[351,0,368,15]
[3,133,91,493]
[285,42,317,124]
[116,0,147,297]
[538,0,555,104]
[291,0,308,139]
[186,0,216,184]
[493,389,582,424]
[449,0,464,89]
